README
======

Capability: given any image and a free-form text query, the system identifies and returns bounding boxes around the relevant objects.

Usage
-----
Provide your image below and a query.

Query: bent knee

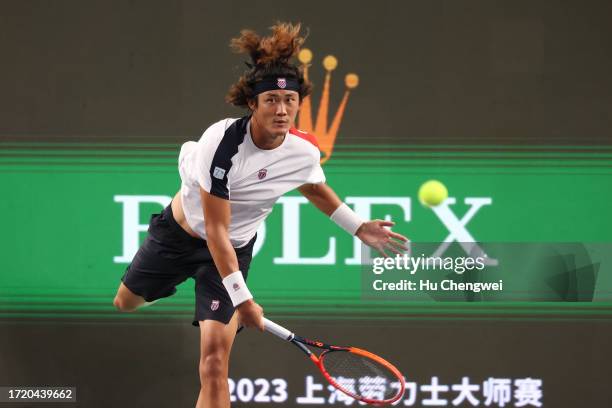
[113,296,137,312]
[199,353,229,380]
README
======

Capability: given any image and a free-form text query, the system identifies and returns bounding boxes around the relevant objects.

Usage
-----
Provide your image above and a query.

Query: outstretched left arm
[298,183,409,257]
[297,183,342,216]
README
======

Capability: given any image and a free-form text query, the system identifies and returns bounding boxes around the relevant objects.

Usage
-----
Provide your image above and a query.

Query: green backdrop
[2,143,611,321]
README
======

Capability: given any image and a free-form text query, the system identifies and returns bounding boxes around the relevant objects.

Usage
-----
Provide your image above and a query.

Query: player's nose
[276,102,287,116]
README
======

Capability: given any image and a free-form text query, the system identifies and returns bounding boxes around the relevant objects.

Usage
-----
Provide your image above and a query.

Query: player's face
[252,90,300,137]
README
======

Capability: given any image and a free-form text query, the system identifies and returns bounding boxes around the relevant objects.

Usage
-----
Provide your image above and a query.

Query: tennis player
[113,22,408,408]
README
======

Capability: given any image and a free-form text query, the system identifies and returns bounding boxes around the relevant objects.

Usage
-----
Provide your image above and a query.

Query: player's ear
[247,97,257,112]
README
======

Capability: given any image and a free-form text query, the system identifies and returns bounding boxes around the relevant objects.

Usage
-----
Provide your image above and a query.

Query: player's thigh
[199,314,238,360]
[193,235,257,324]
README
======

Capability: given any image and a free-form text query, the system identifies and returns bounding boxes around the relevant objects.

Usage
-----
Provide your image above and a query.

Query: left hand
[356,220,409,258]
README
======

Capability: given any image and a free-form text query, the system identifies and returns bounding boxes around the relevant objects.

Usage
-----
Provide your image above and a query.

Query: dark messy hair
[226,22,312,108]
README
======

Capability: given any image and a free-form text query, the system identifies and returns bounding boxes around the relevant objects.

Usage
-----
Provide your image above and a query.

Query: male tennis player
[113,23,407,408]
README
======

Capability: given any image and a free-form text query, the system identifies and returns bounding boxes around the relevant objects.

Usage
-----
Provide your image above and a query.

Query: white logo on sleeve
[213,167,226,179]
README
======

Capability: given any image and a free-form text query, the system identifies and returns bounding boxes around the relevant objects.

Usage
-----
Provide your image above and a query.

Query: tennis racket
[263,318,405,405]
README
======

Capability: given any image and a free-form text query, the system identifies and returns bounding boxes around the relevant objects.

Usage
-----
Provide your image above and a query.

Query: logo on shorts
[213,166,226,180]
[211,300,220,311]
[277,78,287,89]
[258,168,267,180]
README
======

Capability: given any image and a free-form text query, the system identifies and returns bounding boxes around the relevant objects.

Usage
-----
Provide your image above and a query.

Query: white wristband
[222,271,253,307]
[330,203,364,236]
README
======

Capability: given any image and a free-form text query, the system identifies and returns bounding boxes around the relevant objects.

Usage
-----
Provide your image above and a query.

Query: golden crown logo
[297,49,359,164]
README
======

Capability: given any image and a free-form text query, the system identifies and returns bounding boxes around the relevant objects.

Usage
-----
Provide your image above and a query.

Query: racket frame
[263,318,405,406]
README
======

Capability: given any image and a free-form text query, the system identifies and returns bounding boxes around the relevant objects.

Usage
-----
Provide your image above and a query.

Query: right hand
[236,299,264,331]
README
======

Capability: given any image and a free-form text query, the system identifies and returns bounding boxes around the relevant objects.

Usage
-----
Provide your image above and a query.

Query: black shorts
[121,204,256,326]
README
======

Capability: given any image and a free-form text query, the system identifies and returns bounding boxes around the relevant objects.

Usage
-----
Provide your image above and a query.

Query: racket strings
[321,350,400,401]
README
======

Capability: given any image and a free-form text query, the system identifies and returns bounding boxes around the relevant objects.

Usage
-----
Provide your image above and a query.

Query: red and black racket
[263,318,405,406]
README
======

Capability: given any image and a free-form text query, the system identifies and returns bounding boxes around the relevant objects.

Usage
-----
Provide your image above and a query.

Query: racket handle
[263,318,294,341]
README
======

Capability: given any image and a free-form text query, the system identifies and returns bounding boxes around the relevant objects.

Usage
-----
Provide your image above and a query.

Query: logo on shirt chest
[258,168,267,180]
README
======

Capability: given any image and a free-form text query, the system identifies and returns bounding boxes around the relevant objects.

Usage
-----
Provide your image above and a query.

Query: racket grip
[263,318,293,341]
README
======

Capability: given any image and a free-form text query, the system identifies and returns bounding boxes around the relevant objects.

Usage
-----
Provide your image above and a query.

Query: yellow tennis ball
[418,180,448,207]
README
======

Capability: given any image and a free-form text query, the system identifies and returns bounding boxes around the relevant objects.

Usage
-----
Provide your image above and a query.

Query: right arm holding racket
[200,188,264,330]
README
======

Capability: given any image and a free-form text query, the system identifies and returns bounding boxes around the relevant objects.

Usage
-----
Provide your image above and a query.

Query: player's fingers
[391,237,410,249]
[388,239,409,252]
[247,316,263,330]
[388,231,409,242]
[385,243,403,255]
[375,244,389,258]
[378,220,395,227]
[255,304,265,331]
[257,316,265,331]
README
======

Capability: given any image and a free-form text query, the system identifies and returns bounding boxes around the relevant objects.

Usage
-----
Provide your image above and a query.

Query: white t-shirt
[178,116,326,247]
